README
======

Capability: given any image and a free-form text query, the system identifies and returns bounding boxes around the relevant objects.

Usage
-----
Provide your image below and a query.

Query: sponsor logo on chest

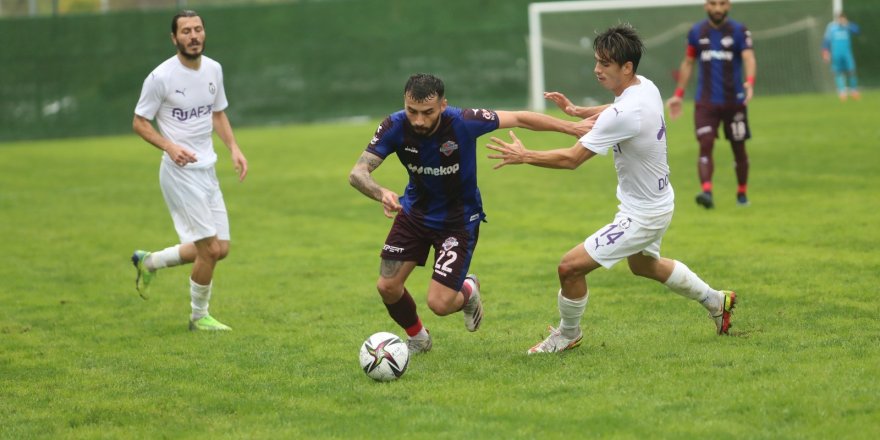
[172,104,214,122]
[169,81,217,122]
[701,50,734,62]
[407,163,460,176]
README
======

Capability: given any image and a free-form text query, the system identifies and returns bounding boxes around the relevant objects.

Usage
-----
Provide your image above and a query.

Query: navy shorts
[694,103,751,142]
[380,211,480,291]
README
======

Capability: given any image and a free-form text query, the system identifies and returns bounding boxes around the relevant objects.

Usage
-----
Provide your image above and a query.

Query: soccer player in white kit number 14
[131,10,248,331]
[486,24,736,354]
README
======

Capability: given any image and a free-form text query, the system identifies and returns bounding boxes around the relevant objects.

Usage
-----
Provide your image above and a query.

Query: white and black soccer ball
[359,331,409,382]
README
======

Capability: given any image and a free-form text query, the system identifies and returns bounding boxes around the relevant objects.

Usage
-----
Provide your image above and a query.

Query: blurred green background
[1,0,876,141]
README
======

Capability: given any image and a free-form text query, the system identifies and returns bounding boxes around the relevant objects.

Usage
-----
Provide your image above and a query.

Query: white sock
[146,244,182,271]
[558,290,588,338]
[411,327,429,340]
[664,260,721,312]
[190,278,212,321]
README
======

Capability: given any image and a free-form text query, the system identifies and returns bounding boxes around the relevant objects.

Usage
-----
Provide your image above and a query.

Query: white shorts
[159,160,230,244]
[584,210,673,268]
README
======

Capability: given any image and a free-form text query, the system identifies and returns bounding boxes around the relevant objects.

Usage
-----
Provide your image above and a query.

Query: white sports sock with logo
[558,290,588,338]
[146,244,182,271]
[664,260,721,312]
[190,278,212,321]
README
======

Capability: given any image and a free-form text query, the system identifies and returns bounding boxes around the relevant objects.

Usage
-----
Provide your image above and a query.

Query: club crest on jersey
[209,82,216,94]
[440,141,458,157]
[617,217,632,229]
[721,36,734,48]
[442,237,459,251]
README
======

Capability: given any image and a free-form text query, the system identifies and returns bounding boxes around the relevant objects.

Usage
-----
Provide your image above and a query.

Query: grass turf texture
[1,92,878,439]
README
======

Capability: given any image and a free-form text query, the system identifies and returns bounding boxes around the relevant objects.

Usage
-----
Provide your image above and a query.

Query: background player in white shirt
[486,24,736,353]
[131,10,248,331]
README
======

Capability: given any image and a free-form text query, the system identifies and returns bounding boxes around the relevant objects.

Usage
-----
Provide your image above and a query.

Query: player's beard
[708,11,728,26]
[177,39,205,60]
[412,117,440,136]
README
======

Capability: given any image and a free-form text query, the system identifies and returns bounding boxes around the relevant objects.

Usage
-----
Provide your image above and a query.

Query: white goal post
[527,0,841,111]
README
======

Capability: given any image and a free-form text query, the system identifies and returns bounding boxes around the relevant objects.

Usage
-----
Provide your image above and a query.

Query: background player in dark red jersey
[666,0,757,208]
[349,73,589,353]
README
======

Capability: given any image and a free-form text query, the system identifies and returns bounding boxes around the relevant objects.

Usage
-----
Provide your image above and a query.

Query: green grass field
[1,91,878,439]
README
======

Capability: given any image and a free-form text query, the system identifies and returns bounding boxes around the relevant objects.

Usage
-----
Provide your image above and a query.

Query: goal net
[528,0,835,111]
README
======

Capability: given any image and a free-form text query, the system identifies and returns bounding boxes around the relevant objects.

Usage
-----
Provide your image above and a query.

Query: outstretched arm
[496,110,593,138]
[349,151,401,218]
[486,131,595,170]
[543,91,610,119]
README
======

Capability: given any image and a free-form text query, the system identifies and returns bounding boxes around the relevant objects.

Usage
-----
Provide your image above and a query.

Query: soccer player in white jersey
[486,24,736,354]
[131,10,248,331]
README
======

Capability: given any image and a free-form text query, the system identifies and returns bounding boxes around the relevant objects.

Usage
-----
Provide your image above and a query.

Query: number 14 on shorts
[593,222,626,248]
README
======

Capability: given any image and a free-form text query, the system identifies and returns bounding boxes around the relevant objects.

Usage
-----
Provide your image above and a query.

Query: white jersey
[580,75,674,217]
[135,55,228,169]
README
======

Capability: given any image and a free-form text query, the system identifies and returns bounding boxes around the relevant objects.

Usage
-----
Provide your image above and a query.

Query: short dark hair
[171,10,202,34]
[593,24,644,72]
[404,73,445,102]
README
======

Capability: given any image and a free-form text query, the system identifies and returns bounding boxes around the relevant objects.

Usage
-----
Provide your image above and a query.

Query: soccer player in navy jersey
[349,73,589,353]
[666,0,756,208]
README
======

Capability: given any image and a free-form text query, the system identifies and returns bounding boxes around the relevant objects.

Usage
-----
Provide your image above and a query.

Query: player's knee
[426,296,454,316]
[698,140,715,154]
[557,260,584,282]
[198,240,223,262]
[217,242,230,260]
[375,278,400,299]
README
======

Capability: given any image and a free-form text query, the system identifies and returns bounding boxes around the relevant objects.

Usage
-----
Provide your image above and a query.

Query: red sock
[737,184,747,195]
[459,279,473,311]
[404,319,424,337]
[701,181,713,193]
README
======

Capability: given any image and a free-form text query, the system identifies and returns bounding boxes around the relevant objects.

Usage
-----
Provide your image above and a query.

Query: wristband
[746,76,755,86]
[673,87,685,98]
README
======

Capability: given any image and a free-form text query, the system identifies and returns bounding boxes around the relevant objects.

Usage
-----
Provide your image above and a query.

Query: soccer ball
[359,331,409,381]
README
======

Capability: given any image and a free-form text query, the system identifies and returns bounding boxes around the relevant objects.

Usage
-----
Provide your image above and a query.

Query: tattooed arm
[349,151,402,218]
[349,151,383,200]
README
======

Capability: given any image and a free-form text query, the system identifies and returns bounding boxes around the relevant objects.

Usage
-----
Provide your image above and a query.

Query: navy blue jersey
[687,19,752,105]
[366,106,500,230]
